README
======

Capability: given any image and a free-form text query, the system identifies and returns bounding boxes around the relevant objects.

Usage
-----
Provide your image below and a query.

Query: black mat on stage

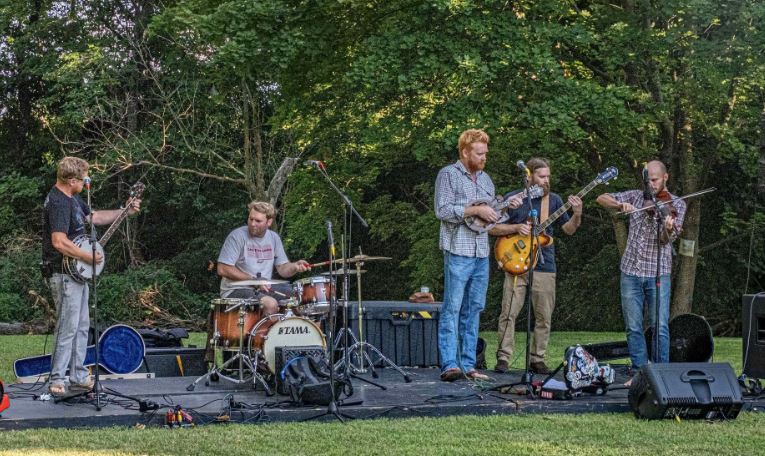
[2,365,763,430]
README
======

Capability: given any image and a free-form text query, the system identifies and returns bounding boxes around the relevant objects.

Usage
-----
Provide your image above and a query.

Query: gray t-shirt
[218,226,289,298]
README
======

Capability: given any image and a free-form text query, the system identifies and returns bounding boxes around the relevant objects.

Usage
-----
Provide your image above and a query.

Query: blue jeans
[49,274,91,386]
[620,272,670,369]
[438,252,489,373]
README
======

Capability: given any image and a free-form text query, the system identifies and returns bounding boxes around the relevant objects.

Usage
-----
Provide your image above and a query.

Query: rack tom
[294,276,335,316]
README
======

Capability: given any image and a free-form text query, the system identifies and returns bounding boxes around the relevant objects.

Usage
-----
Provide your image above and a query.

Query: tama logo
[278,325,311,335]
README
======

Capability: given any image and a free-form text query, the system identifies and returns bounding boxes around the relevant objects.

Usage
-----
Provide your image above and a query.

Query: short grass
[0,331,760,456]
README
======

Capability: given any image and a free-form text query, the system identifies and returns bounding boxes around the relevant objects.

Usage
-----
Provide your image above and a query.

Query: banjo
[63,182,144,283]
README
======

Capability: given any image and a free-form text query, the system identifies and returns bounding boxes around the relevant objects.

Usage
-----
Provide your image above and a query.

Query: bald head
[645,160,669,194]
[646,160,667,175]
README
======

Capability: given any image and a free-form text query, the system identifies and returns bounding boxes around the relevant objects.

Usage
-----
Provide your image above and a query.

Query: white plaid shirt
[612,189,687,277]
[434,161,495,258]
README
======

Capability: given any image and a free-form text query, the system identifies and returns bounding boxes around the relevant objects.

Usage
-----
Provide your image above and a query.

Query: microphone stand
[59,180,104,409]
[626,186,716,364]
[492,174,539,398]
[304,164,368,422]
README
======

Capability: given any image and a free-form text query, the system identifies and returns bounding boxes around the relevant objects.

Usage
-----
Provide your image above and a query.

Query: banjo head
[71,235,105,280]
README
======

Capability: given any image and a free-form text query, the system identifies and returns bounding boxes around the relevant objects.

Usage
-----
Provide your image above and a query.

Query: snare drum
[211,298,263,348]
[248,314,326,373]
[295,276,335,316]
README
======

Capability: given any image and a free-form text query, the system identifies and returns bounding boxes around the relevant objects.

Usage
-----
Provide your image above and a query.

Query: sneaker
[494,359,509,373]
[530,361,552,375]
[48,383,66,397]
[466,370,490,381]
[440,368,462,382]
[70,377,95,391]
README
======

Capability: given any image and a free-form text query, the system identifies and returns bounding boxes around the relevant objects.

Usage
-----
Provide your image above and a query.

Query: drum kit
[188,254,399,393]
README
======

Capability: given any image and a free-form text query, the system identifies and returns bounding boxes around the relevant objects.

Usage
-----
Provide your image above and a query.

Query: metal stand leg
[346,341,411,383]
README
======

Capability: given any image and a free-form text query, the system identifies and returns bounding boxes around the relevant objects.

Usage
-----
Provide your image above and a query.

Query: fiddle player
[596,160,686,380]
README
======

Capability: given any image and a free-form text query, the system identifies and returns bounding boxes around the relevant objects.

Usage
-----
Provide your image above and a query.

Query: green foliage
[1,0,763,336]
[0,173,44,236]
[96,262,210,326]
[0,236,45,322]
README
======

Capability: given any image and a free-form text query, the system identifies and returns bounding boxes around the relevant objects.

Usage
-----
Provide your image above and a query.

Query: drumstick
[310,260,332,268]
[272,290,287,297]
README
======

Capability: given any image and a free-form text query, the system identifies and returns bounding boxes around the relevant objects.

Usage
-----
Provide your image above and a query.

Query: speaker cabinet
[273,345,327,395]
[743,293,765,378]
[628,363,743,420]
[137,347,208,377]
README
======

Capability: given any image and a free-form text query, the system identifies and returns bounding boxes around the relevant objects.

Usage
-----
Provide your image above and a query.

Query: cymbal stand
[334,254,411,384]
[187,302,271,394]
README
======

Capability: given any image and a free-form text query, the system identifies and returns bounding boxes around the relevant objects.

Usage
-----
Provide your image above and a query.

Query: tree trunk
[671,104,700,318]
[759,103,765,196]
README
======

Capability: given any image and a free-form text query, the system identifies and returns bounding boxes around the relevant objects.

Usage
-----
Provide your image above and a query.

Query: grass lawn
[0,331,761,456]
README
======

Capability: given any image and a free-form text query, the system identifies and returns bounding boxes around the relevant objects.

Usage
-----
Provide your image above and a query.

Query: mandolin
[464,185,544,233]
[494,167,618,275]
[63,182,144,283]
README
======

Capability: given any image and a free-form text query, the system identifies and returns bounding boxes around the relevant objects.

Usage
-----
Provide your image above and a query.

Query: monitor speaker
[628,362,743,420]
[743,293,765,378]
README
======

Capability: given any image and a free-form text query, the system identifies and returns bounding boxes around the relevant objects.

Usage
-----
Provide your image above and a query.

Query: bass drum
[248,315,326,374]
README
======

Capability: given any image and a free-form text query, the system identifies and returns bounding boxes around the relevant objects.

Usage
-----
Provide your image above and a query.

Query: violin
[643,189,678,219]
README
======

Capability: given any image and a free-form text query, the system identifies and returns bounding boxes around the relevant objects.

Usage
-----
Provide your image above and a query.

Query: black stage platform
[2,366,763,430]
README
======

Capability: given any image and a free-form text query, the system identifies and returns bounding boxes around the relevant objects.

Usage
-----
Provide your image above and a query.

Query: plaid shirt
[612,190,687,277]
[435,161,495,258]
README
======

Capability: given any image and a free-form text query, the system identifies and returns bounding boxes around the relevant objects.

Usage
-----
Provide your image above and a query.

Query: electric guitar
[464,185,544,233]
[494,167,618,275]
[63,182,144,283]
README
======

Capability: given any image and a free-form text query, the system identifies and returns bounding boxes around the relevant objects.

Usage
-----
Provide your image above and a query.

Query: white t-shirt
[217,226,289,297]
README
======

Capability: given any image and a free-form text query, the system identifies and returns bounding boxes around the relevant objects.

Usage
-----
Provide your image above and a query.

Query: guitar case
[13,324,145,378]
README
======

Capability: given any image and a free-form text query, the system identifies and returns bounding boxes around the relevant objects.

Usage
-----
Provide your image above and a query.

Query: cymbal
[332,254,392,265]
[321,268,367,276]
[229,278,288,287]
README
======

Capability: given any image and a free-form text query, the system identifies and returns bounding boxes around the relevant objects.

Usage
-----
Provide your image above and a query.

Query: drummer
[217,200,311,314]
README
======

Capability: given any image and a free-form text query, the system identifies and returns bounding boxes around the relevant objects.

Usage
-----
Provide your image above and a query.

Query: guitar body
[495,232,553,275]
[63,235,105,282]
[493,167,619,274]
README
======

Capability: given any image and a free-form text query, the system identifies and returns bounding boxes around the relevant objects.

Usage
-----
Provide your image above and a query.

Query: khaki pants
[496,271,556,364]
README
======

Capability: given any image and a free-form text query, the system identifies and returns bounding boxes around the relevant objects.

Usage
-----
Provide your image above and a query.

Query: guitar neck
[98,199,135,246]
[534,179,598,234]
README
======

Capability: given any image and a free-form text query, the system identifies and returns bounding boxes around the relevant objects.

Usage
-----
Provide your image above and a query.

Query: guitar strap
[540,194,550,224]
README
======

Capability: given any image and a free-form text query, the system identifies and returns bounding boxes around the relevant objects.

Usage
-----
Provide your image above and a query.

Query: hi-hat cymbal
[332,254,392,265]
[321,268,367,276]
[229,278,288,287]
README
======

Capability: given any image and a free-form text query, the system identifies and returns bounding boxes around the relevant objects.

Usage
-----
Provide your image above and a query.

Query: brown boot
[530,361,552,375]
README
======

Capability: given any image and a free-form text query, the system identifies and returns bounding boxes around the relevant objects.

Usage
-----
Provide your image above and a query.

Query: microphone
[642,165,652,200]
[83,176,91,190]
[516,160,530,177]
[325,220,335,257]
[306,160,326,170]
